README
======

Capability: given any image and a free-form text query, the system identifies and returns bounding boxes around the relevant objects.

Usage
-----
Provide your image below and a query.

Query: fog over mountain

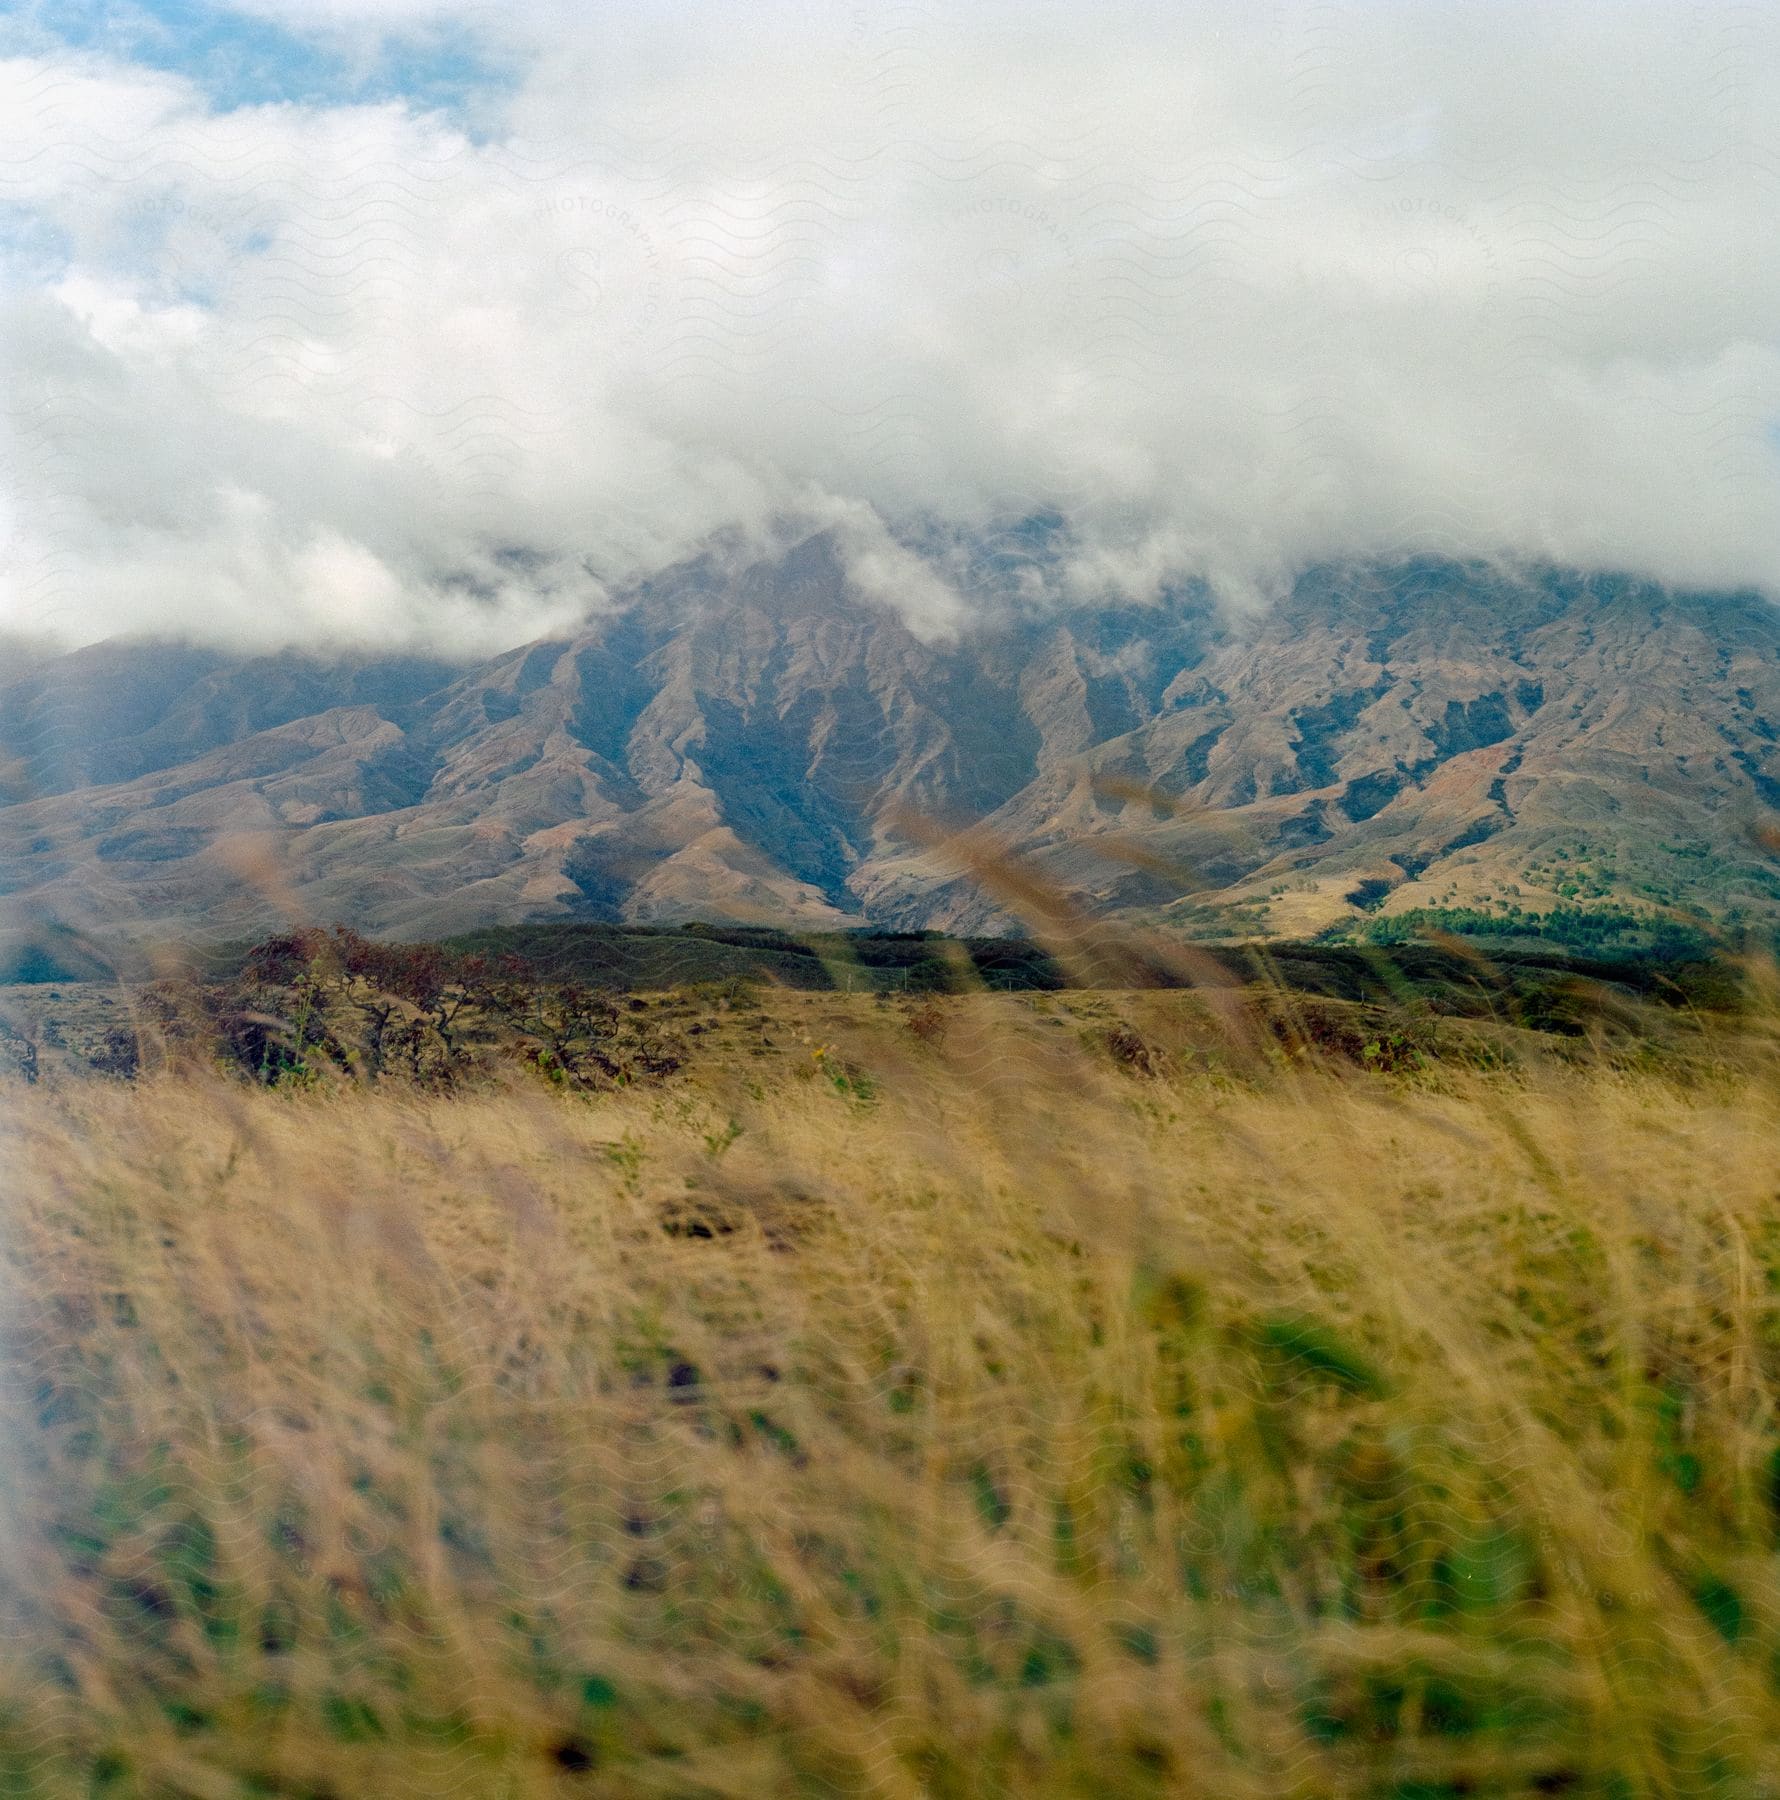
[1,0,1776,655]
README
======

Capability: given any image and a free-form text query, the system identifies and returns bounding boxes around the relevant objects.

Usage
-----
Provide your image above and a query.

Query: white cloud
[1,0,1776,653]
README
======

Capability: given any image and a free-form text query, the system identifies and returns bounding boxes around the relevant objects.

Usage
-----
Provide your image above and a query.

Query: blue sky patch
[11,0,514,126]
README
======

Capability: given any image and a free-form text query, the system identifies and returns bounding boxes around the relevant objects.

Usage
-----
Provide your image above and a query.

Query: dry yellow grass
[0,987,1777,1797]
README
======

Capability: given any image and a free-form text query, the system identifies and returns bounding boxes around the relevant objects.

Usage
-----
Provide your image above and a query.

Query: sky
[1,0,1776,653]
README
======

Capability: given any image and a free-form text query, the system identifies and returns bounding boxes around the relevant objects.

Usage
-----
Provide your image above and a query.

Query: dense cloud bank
[1,0,1776,651]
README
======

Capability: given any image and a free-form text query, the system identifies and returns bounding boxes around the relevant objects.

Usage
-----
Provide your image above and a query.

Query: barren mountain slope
[2,542,1775,950]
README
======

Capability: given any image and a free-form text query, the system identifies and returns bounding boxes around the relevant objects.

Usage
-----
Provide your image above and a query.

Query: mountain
[3,536,1778,954]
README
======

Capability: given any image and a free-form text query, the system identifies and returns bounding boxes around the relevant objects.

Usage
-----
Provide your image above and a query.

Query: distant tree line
[1337,904,1721,962]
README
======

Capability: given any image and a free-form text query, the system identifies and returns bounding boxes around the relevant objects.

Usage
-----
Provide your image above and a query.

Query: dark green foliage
[1337,903,1719,961]
[1251,1312,1389,1398]
[442,920,1069,995]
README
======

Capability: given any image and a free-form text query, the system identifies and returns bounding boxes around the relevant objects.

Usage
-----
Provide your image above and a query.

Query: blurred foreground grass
[1,984,1778,1797]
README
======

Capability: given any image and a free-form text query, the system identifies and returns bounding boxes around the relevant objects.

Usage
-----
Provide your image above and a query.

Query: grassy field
[2,973,1779,1797]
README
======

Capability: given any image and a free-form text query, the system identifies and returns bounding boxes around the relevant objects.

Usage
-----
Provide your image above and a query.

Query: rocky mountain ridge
[3,537,1778,952]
